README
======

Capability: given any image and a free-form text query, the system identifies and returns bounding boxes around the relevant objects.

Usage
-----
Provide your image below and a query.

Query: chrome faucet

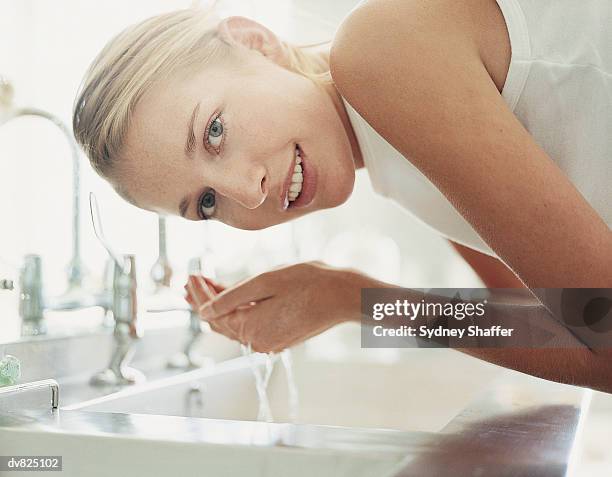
[148,218,211,368]
[88,193,144,386]
[18,255,47,336]
[90,254,144,386]
[19,104,88,293]
[16,253,111,336]
[169,257,212,369]
[159,303,211,369]
[150,215,173,291]
[16,193,147,385]
[1,76,93,335]
[147,257,213,369]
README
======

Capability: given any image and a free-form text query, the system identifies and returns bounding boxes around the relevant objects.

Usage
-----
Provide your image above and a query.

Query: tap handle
[112,254,140,339]
[188,256,202,275]
[150,216,173,289]
[18,254,44,323]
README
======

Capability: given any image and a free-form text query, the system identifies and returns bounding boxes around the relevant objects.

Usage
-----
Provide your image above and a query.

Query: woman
[73,0,612,391]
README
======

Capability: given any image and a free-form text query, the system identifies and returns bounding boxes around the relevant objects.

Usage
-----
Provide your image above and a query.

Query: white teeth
[288,146,304,203]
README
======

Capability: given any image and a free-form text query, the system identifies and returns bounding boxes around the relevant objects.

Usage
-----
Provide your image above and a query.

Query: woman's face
[119,46,359,230]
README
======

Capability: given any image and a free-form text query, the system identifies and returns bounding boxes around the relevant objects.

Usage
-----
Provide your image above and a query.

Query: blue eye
[199,189,216,220]
[206,115,224,151]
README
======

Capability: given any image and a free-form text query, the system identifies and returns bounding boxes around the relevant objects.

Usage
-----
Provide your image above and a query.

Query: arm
[330,0,612,386]
[331,0,612,289]
[443,241,588,383]
[345,269,612,393]
[189,263,612,393]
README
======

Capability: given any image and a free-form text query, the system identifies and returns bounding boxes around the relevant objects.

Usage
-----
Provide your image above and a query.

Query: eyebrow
[184,101,201,157]
[179,197,190,219]
[180,102,201,218]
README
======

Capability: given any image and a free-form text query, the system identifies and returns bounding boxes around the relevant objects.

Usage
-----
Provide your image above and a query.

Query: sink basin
[0,417,415,477]
[3,344,589,477]
[67,348,502,432]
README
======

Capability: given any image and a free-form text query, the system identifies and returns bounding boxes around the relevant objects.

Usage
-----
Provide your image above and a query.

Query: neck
[310,44,365,170]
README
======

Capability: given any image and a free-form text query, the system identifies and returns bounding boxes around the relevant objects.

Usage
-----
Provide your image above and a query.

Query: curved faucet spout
[1,106,87,292]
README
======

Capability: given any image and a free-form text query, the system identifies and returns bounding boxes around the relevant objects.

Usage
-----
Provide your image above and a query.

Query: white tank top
[342,0,612,258]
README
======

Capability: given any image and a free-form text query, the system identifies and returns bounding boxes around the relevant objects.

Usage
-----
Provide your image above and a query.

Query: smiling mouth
[281,143,316,211]
[281,144,302,210]
[287,145,304,202]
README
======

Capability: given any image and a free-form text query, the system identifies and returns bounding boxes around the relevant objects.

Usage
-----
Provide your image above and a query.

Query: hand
[184,275,225,308]
[185,262,362,353]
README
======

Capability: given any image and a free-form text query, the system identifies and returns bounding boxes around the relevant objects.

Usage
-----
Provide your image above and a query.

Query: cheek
[328,170,356,207]
[321,143,356,206]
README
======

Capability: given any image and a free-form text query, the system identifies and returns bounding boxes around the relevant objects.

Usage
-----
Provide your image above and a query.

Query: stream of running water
[241,344,299,423]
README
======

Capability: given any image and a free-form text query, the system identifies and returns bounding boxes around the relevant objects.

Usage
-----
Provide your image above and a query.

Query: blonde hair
[72,6,331,204]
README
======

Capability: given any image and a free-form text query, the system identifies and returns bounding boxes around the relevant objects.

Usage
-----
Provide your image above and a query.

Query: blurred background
[0,0,482,343]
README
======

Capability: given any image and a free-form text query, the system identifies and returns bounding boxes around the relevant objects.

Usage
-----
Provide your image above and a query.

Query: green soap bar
[0,355,21,386]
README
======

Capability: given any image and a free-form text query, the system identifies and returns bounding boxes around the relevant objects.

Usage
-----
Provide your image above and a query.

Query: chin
[323,172,356,209]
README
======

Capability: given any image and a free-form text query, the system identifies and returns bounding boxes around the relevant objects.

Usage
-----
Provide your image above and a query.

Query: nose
[217,163,269,210]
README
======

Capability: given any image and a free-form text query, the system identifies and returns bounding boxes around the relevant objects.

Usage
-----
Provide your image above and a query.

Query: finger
[184,292,195,306]
[186,276,205,307]
[207,318,235,340]
[210,315,240,342]
[187,275,216,307]
[203,277,226,294]
[221,299,280,351]
[185,276,223,298]
[200,274,274,320]
[243,299,293,353]
[224,310,249,344]
[194,274,216,300]
[195,275,216,299]
[183,285,193,301]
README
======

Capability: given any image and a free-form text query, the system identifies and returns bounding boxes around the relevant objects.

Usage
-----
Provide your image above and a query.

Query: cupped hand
[184,275,225,307]
[184,262,361,353]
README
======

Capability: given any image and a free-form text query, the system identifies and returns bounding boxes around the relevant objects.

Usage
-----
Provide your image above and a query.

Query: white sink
[4,346,588,477]
[68,347,502,433]
[0,425,408,477]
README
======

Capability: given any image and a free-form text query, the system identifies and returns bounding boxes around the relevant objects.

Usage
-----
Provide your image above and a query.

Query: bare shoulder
[330,0,508,100]
[331,0,475,80]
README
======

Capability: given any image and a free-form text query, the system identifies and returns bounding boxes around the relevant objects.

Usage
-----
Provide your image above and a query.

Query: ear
[217,16,288,66]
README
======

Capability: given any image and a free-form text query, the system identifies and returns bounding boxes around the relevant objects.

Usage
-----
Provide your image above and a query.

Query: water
[281,349,299,423]
[241,344,275,422]
[241,344,299,424]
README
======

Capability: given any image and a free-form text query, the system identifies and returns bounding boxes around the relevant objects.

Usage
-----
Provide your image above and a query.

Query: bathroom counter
[0,367,591,477]
[388,371,592,476]
[0,408,429,477]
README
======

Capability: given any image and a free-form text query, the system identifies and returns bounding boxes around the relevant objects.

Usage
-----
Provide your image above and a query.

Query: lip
[279,144,317,211]
[289,144,316,209]
[280,146,297,210]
